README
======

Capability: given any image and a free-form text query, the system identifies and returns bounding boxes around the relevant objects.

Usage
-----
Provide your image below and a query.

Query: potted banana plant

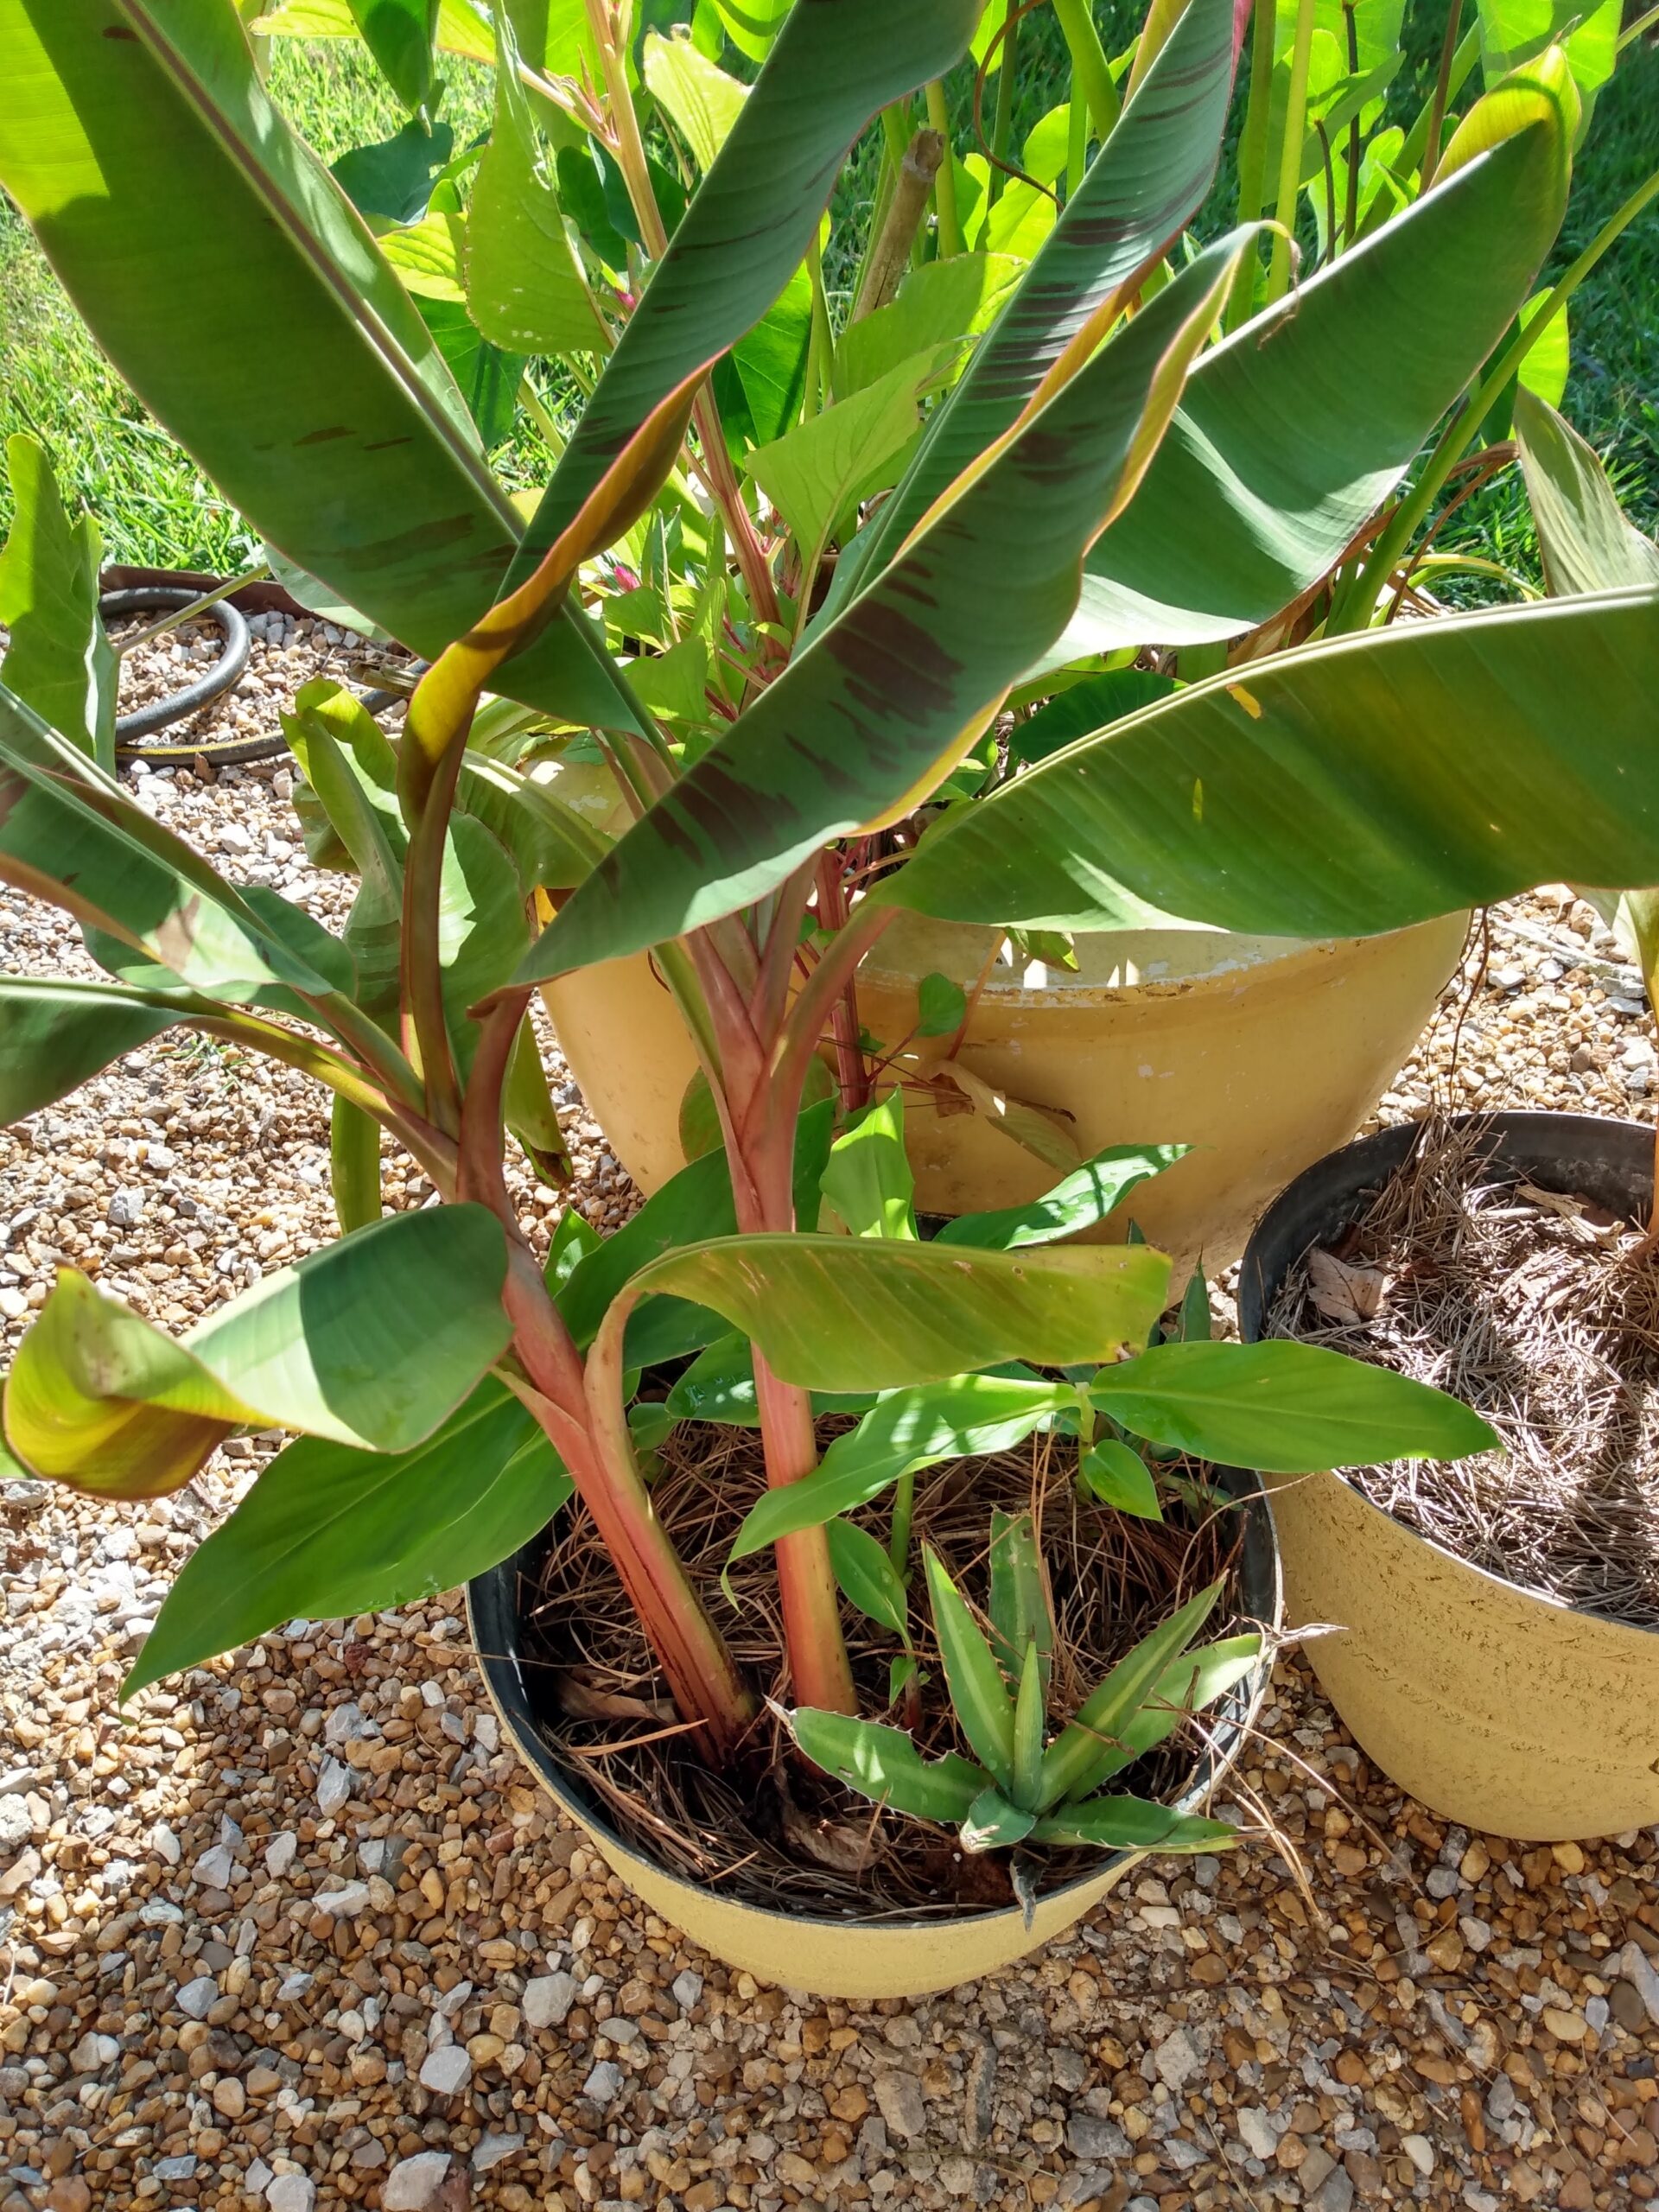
[3,0,1659,1996]
[214,0,1648,1269]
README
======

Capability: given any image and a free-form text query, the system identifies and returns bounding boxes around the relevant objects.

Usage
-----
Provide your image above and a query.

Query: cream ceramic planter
[1239,1113,1659,1843]
[543,903,1468,1274]
[467,1471,1278,2000]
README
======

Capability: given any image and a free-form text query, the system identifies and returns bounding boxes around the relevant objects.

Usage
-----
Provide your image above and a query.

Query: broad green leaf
[962,1784,1037,1851]
[435,814,530,1073]
[0,978,193,1123]
[1515,289,1570,410]
[4,1207,511,1497]
[988,1510,1054,1693]
[834,253,1023,401]
[819,1090,916,1241]
[887,587,1659,941]
[744,352,948,569]
[1477,0,1620,96]
[555,1096,836,1358]
[624,638,710,724]
[914,971,967,1040]
[334,112,455,225]
[466,27,607,358]
[414,295,524,446]
[1514,389,1659,598]
[0,0,633,731]
[925,1547,1016,1793]
[1080,1438,1163,1520]
[826,1518,910,1639]
[545,1206,602,1293]
[664,1332,877,1427]
[1011,1643,1046,1811]
[507,0,983,585]
[709,0,791,65]
[1039,1581,1221,1808]
[1083,1632,1262,1784]
[1090,1340,1497,1471]
[0,685,349,1001]
[1009,671,1175,769]
[522,233,1251,976]
[728,1373,1073,1558]
[623,1236,1172,1395]
[713,268,813,449]
[346,0,438,111]
[642,29,747,172]
[857,0,1241,579]
[1030,1796,1236,1851]
[124,1377,569,1696]
[938,1144,1192,1253]
[1070,106,1573,652]
[0,434,115,769]
[790,1709,985,1824]
[504,1015,571,1185]
[257,0,491,52]
[1176,1266,1212,1344]
[378,208,467,300]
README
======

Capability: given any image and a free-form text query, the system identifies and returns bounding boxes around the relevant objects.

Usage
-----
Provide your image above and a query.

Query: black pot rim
[467,1465,1284,1937]
[1238,1108,1659,1640]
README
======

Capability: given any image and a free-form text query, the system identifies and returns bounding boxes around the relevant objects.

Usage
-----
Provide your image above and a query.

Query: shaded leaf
[1080,1438,1163,1520]
[925,1546,1016,1793]
[1089,1340,1497,1471]
[826,1518,910,1639]
[820,1090,916,1241]
[124,1379,569,1695]
[0,978,189,1124]
[962,1783,1037,1852]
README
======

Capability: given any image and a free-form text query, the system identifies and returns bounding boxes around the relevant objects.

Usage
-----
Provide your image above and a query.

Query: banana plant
[3,0,1659,1837]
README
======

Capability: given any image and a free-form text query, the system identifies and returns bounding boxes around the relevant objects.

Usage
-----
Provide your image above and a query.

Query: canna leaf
[819,1090,916,1241]
[790,1708,986,1825]
[1088,1340,1497,1471]
[1039,1581,1223,1809]
[727,1373,1068,1558]
[1080,1438,1163,1520]
[938,1143,1192,1252]
[826,1517,911,1640]
[924,1547,1016,1795]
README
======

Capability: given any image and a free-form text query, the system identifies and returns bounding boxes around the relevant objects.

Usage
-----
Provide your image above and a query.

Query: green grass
[2,15,1655,585]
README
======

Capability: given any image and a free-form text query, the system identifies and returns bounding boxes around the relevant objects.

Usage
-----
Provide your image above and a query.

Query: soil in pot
[511,1421,1265,1922]
[1268,1116,1659,1627]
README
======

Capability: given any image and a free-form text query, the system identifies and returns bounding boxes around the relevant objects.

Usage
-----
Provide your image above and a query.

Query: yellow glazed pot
[467,1472,1279,2000]
[1239,1113,1659,1843]
[541,832,1465,1275]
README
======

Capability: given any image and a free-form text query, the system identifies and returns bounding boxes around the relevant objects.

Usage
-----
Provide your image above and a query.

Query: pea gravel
[2,702,1656,2211]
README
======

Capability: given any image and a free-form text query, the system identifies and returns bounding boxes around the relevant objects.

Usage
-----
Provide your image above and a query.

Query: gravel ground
[2,639,1656,2212]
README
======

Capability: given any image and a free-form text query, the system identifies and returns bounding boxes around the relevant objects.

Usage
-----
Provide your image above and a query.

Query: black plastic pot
[1237,1109,1659,1841]
[467,1465,1281,1998]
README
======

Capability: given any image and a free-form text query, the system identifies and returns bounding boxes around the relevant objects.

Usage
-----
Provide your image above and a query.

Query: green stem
[1065,70,1088,201]
[925,79,963,257]
[987,0,1021,210]
[804,226,836,416]
[328,1095,382,1233]
[515,372,565,454]
[1052,0,1121,147]
[1331,161,1659,633]
[1421,0,1466,191]
[888,1465,915,1579]
[1268,0,1319,304]
[1224,0,1279,330]
[1398,24,1480,178]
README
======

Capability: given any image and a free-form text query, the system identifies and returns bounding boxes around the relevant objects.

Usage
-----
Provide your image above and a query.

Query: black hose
[99,585,264,759]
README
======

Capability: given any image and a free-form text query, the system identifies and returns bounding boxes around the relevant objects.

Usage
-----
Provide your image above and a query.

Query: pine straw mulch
[515,1421,1267,1920]
[1268,1115,1659,1628]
